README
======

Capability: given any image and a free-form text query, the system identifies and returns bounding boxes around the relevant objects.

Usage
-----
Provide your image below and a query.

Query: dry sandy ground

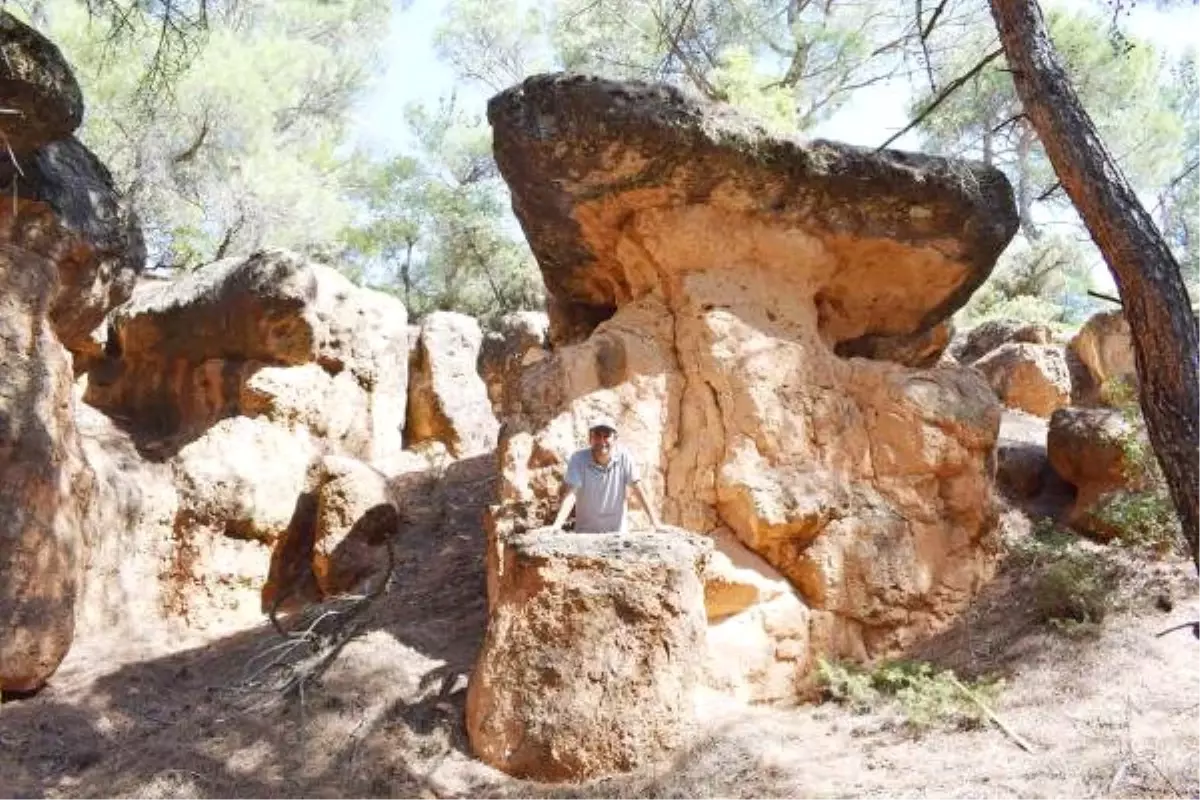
[1,453,1196,799]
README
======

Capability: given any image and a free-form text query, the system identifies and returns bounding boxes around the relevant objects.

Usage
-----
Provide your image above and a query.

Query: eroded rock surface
[1068,310,1136,406]
[953,318,1053,365]
[467,530,710,782]
[0,21,141,689]
[407,311,498,457]
[84,250,407,462]
[0,12,82,155]
[973,342,1070,417]
[478,311,550,414]
[1047,407,1147,539]
[483,74,1017,702]
[0,243,95,691]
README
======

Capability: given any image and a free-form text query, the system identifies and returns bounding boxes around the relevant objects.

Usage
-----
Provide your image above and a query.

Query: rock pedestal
[481,74,1018,699]
[466,530,710,782]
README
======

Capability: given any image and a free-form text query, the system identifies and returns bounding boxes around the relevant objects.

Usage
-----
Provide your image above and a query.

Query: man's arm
[629,481,665,532]
[551,486,578,530]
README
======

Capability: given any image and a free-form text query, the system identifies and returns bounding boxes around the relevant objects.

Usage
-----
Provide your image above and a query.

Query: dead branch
[949,675,1035,753]
[239,537,397,709]
[1155,620,1199,638]
[1088,289,1123,306]
[877,47,1004,150]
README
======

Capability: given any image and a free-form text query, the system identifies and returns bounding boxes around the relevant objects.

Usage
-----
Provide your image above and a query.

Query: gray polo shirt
[565,446,641,533]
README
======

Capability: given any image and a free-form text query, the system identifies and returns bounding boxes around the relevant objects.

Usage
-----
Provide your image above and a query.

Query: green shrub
[1093,489,1182,554]
[1007,519,1126,634]
[815,658,1003,732]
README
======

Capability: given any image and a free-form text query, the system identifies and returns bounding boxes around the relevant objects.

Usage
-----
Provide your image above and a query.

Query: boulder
[485,75,1016,687]
[0,13,82,155]
[2,138,147,359]
[0,242,95,692]
[478,311,550,414]
[1047,407,1148,538]
[407,311,499,457]
[953,318,1053,365]
[311,455,398,596]
[973,342,1070,417]
[1067,310,1136,406]
[466,530,710,782]
[84,249,408,463]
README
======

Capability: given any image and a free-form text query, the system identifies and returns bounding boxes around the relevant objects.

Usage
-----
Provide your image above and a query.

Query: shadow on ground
[0,454,500,799]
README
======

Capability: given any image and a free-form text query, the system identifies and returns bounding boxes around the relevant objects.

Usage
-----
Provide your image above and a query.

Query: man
[550,418,666,533]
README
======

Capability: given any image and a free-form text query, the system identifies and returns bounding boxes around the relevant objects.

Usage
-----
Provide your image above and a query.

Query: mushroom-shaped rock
[1047,407,1148,538]
[467,529,710,782]
[0,13,83,155]
[973,342,1071,417]
[407,311,498,457]
[85,250,408,461]
[953,318,1054,365]
[491,74,1018,350]
[1068,310,1136,406]
[485,75,1016,687]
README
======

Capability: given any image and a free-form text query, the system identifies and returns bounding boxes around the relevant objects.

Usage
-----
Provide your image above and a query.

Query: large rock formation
[952,318,1053,365]
[483,74,1018,703]
[0,226,96,691]
[466,530,710,782]
[0,13,141,691]
[78,251,410,625]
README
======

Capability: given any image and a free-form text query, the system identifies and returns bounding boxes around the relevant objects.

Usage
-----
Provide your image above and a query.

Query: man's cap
[588,416,618,434]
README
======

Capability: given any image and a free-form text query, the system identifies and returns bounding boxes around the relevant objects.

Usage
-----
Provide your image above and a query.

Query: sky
[350,0,1200,156]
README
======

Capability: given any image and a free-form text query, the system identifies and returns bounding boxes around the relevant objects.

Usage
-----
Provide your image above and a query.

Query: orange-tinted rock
[1047,407,1148,539]
[467,530,709,782]
[973,342,1070,417]
[481,74,1017,712]
[84,249,408,462]
[1068,310,1136,407]
[953,318,1053,365]
[0,228,95,691]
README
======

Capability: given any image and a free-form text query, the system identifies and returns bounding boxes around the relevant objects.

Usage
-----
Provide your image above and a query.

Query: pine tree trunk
[989,0,1199,568]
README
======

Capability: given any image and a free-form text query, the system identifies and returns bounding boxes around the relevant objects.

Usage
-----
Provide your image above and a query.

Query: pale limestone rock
[407,311,499,457]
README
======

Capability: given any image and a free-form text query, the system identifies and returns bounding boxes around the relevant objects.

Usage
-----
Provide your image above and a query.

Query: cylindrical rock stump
[466,529,710,782]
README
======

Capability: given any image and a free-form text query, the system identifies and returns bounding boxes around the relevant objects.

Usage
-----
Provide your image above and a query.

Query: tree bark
[989,0,1199,568]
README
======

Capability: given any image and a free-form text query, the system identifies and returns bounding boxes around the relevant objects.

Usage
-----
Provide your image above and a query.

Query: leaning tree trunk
[989,0,1200,568]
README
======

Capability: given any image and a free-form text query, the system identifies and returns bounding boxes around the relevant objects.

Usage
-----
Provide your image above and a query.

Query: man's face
[589,427,616,461]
